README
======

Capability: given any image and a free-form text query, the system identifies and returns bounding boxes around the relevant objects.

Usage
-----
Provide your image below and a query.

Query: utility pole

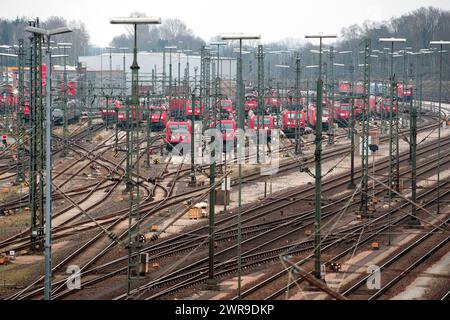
[360,39,371,218]
[379,37,406,246]
[27,19,43,252]
[145,95,152,168]
[409,88,420,226]
[257,45,264,162]
[348,64,356,188]
[87,81,94,142]
[328,46,335,145]
[15,39,25,183]
[294,52,301,155]
[305,34,337,280]
[430,40,450,214]
[26,22,73,301]
[58,43,71,157]
[189,92,197,186]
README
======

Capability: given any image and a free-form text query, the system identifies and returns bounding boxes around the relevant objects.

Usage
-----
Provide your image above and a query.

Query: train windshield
[221,101,231,107]
[254,117,271,125]
[169,124,189,133]
[287,113,302,119]
[219,123,234,131]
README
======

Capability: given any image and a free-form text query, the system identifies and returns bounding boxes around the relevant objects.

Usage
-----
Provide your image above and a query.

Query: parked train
[335,97,363,127]
[282,110,306,137]
[100,99,120,122]
[307,104,331,131]
[165,121,191,151]
[149,105,168,131]
[244,94,257,115]
[116,104,142,127]
[52,99,81,125]
[221,99,233,119]
[169,98,186,119]
[185,99,204,120]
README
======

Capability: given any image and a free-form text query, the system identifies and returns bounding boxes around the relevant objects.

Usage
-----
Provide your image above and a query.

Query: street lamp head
[119,47,129,51]
[0,53,18,57]
[165,46,177,50]
[333,63,345,66]
[25,26,72,37]
[379,38,406,43]
[274,64,290,68]
[220,33,261,40]
[305,34,337,39]
[110,17,162,25]
[209,41,228,46]
[339,51,352,54]
[57,42,72,47]
[430,40,450,45]
[49,27,73,36]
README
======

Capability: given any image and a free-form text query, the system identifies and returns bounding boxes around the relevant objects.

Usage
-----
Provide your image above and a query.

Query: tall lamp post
[430,40,450,215]
[221,33,261,299]
[110,17,162,299]
[305,33,337,280]
[25,25,72,301]
[379,37,406,245]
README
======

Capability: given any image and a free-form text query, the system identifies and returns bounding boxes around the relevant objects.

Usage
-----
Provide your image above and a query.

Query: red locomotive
[307,104,331,131]
[165,121,191,151]
[169,97,186,119]
[380,98,398,114]
[216,119,237,149]
[282,110,306,136]
[245,94,257,114]
[149,105,167,131]
[100,99,119,122]
[185,99,204,120]
[116,103,142,127]
[335,97,363,127]
[221,99,233,118]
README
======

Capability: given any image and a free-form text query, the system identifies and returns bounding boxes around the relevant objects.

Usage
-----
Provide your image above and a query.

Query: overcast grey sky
[2,0,450,46]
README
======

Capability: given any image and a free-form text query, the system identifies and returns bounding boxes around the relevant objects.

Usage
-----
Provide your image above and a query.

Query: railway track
[26,127,449,300]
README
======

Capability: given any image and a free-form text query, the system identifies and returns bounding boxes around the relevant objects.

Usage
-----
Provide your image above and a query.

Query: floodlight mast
[25,25,73,301]
[304,33,337,280]
[379,37,406,245]
[221,33,261,300]
[110,16,161,300]
[430,40,450,215]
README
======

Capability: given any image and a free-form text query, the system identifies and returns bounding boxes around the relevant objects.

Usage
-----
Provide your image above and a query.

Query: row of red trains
[100,91,407,150]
